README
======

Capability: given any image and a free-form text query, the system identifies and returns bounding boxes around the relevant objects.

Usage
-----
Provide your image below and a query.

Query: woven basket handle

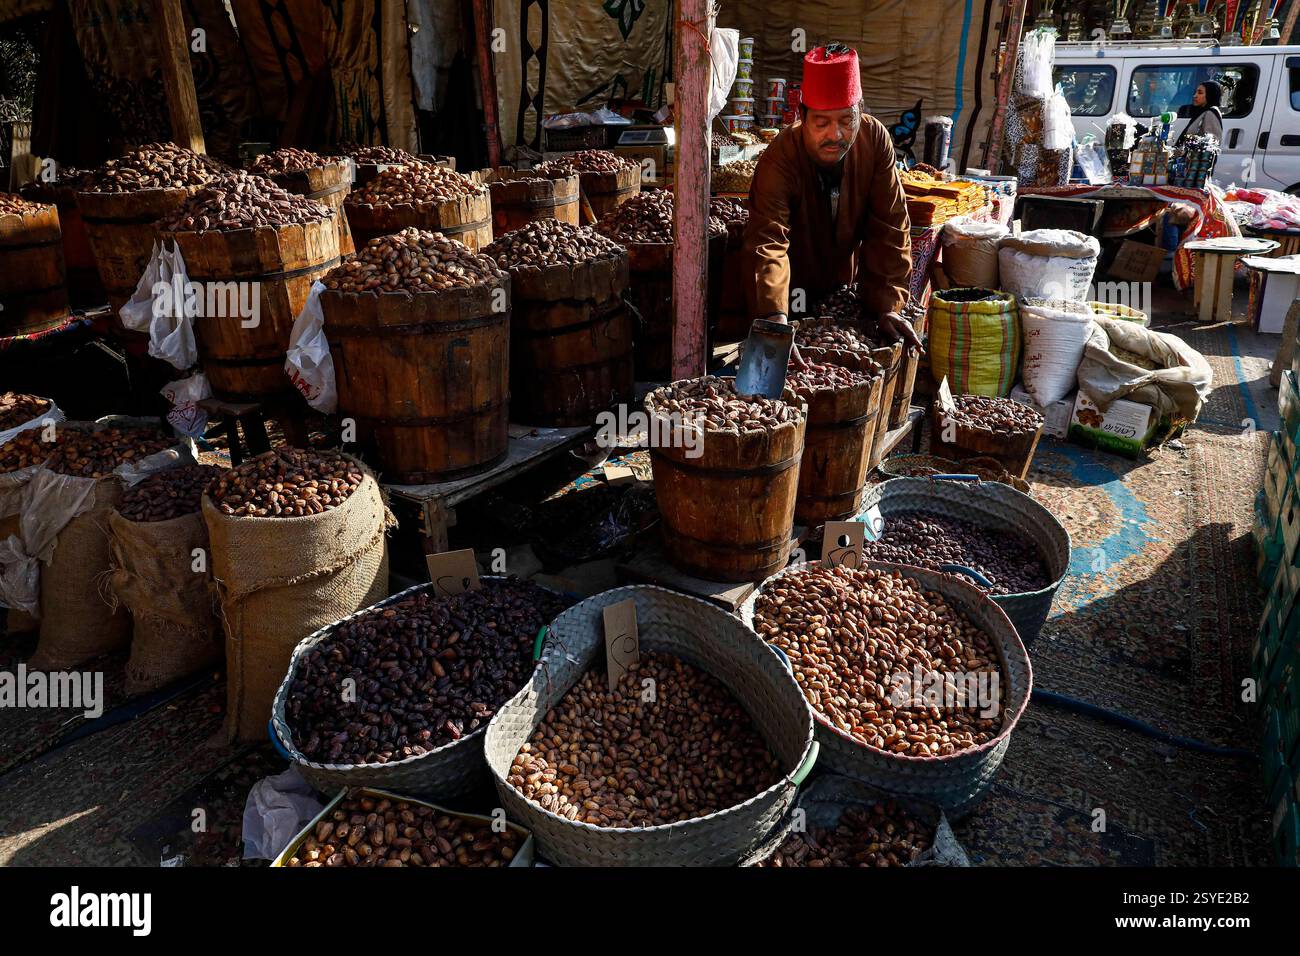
[792,741,820,786]
[940,563,994,588]
[533,625,549,661]
[268,719,293,760]
[930,473,981,482]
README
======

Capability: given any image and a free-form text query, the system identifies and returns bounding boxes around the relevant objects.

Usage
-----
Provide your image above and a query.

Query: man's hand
[876,311,923,351]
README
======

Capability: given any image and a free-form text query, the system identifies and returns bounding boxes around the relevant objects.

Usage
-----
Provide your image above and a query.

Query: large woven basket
[271,578,561,801]
[739,561,1032,816]
[484,585,818,866]
[742,774,970,866]
[859,476,1070,643]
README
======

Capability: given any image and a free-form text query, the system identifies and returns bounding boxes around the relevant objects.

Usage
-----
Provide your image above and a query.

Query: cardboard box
[1010,385,1073,439]
[1068,392,1158,458]
[1108,240,1166,283]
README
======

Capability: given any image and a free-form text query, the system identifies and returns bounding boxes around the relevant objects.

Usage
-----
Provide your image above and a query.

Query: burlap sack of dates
[108,508,221,695]
[0,398,63,635]
[202,454,392,743]
[23,421,191,671]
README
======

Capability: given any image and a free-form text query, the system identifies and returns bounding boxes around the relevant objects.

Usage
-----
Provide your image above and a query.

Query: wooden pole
[671,0,713,380]
[152,0,206,153]
[981,0,1031,171]
[471,0,503,167]
[1283,0,1300,41]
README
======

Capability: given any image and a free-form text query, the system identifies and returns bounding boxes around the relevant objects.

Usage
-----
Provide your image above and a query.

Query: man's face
[801,105,861,167]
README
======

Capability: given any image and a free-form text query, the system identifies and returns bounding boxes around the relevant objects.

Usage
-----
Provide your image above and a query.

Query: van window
[1053,65,1116,116]
[1291,63,1300,110]
[1126,64,1259,119]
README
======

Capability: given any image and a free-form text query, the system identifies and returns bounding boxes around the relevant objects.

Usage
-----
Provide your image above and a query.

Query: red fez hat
[801,45,862,111]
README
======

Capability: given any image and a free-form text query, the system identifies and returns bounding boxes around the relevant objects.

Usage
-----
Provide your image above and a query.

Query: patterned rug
[0,290,1281,865]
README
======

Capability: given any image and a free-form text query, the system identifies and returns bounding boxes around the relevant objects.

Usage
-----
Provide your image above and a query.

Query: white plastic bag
[941,217,1008,288]
[1019,299,1094,406]
[1043,90,1074,152]
[0,399,64,447]
[119,241,199,370]
[1017,28,1056,97]
[284,280,337,413]
[1075,139,1111,184]
[998,229,1100,302]
[709,29,740,122]
[161,372,213,439]
[241,767,325,861]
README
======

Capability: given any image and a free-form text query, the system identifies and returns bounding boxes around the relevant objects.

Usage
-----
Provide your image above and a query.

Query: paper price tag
[937,375,956,415]
[425,548,481,596]
[821,521,865,569]
[602,598,640,693]
[602,463,636,486]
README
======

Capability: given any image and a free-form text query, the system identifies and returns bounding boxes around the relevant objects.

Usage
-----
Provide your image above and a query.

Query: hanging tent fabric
[489,0,1003,170]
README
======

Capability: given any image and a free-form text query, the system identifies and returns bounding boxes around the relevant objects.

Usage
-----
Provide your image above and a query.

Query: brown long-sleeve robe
[742,113,912,320]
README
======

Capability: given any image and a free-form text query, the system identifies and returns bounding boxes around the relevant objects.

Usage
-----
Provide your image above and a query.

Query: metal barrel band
[351,398,508,427]
[649,446,801,480]
[662,522,794,553]
[808,407,878,432]
[188,255,342,285]
[511,305,628,339]
[323,310,509,337]
[0,236,63,252]
[303,181,350,201]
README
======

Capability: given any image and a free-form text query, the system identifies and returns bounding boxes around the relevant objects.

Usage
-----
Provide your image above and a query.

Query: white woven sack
[1019,299,1094,406]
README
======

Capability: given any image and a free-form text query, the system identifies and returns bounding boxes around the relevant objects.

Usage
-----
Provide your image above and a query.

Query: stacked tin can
[721,37,757,133]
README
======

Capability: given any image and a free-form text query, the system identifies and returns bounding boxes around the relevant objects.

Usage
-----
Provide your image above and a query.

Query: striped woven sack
[927,289,1021,397]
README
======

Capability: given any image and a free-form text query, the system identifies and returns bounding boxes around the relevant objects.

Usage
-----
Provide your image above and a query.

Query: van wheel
[1288,183,1300,196]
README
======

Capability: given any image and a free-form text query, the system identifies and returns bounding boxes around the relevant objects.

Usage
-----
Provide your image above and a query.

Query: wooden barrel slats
[649,387,807,582]
[625,235,724,382]
[791,348,884,525]
[321,277,510,483]
[508,254,633,427]
[21,181,103,307]
[78,185,200,330]
[579,166,641,221]
[344,191,493,251]
[163,214,341,399]
[0,201,71,337]
[483,168,580,233]
[268,161,355,255]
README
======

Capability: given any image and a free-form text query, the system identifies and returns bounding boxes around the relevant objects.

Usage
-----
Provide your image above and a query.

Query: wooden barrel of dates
[867,342,902,468]
[267,161,355,255]
[648,386,807,582]
[162,214,342,398]
[625,234,724,381]
[888,304,929,428]
[792,349,884,525]
[345,192,493,252]
[509,253,634,427]
[0,200,70,336]
[20,180,103,307]
[580,166,641,220]
[321,275,510,482]
[484,168,581,233]
[78,185,199,330]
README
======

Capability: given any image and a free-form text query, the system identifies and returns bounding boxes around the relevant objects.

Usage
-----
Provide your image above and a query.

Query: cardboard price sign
[602,598,640,693]
[821,521,865,569]
[425,548,481,596]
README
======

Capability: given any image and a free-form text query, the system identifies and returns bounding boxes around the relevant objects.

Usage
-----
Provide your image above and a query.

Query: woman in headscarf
[1175,80,1224,146]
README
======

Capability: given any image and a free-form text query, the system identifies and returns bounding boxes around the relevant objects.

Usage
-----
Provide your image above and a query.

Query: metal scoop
[735,318,794,398]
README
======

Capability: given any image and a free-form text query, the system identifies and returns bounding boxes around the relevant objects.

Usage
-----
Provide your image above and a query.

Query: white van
[1053,40,1300,193]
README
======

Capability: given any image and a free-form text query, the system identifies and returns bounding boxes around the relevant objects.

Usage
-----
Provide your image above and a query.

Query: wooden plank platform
[879,405,926,460]
[385,425,592,552]
[618,527,810,613]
